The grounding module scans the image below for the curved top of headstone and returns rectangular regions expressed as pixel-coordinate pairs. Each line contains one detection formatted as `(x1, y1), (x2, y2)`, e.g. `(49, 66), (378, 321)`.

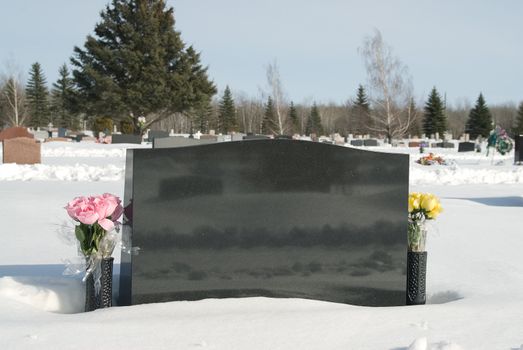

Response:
(0, 127), (34, 141)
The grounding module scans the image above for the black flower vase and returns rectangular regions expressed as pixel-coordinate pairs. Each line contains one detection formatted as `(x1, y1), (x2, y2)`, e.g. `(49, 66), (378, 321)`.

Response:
(406, 251), (427, 305)
(85, 272), (98, 312)
(100, 257), (114, 308)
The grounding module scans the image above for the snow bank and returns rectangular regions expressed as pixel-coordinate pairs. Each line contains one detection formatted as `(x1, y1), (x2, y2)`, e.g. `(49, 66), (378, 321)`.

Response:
(410, 164), (523, 185)
(0, 276), (83, 313)
(0, 163), (123, 181)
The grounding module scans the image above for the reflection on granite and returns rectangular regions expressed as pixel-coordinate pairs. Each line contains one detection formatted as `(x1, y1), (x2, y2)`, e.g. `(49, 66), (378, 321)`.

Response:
(119, 140), (409, 306)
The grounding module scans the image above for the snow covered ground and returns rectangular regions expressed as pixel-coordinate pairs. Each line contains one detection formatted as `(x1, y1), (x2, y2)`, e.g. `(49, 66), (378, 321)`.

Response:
(1, 140), (522, 350)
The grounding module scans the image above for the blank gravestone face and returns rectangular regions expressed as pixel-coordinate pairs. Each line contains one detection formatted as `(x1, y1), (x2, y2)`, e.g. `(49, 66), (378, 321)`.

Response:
(2, 137), (41, 164)
(120, 140), (409, 306)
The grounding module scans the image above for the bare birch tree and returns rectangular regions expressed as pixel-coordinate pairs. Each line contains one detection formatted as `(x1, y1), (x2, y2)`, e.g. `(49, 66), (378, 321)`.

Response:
(359, 29), (414, 142)
(265, 60), (288, 135)
(1, 74), (28, 127)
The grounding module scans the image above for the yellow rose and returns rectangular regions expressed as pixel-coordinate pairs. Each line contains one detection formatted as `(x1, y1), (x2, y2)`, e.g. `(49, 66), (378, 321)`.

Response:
(408, 193), (421, 212)
(427, 202), (443, 219)
(421, 193), (437, 212)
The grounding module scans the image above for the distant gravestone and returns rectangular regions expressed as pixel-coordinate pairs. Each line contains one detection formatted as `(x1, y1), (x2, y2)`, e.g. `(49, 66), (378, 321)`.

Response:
(2, 137), (41, 164)
(58, 128), (67, 138)
(147, 130), (169, 143)
(408, 141), (420, 148)
(458, 142), (475, 152)
(32, 130), (49, 141)
(119, 140), (409, 307)
(112, 134), (142, 144)
(153, 136), (216, 149)
(515, 135), (523, 164)
(363, 139), (378, 147)
(436, 142), (454, 148)
(350, 139), (364, 146)
(199, 134), (219, 141)
(231, 134), (245, 141)
(0, 127), (33, 141)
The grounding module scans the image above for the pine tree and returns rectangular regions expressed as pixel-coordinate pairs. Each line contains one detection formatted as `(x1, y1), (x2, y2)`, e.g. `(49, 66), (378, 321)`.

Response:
(514, 101), (523, 136)
(26, 62), (50, 128)
(406, 98), (421, 137)
(194, 98), (213, 133)
(423, 87), (446, 137)
(352, 84), (371, 135)
(305, 103), (323, 136)
(71, 0), (216, 133)
(288, 101), (298, 134)
(51, 64), (77, 129)
(466, 93), (493, 139)
(262, 96), (277, 135)
(218, 86), (237, 133)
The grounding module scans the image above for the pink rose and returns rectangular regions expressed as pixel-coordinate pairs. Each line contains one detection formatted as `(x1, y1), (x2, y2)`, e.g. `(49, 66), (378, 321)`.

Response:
(75, 201), (100, 225)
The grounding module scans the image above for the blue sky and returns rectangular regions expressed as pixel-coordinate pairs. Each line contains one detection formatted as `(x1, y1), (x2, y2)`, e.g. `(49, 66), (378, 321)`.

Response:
(1, 0), (522, 106)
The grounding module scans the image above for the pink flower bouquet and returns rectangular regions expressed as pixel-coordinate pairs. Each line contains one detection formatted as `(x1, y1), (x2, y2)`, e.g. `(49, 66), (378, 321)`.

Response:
(65, 193), (123, 257)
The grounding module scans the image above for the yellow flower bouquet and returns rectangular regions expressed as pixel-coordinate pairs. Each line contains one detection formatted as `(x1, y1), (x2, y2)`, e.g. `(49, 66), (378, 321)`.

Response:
(408, 192), (442, 251)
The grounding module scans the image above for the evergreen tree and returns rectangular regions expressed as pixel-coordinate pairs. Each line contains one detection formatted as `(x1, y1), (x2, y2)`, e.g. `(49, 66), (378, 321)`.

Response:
(51, 64), (77, 129)
(407, 98), (421, 137)
(352, 84), (371, 135)
(262, 96), (277, 134)
(305, 103), (323, 136)
(466, 93), (493, 139)
(218, 86), (237, 133)
(288, 100), (298, 134)
(514, 101), (523, 135)
(423, 87), (446, 137)
(26, 62), (50, 128)
(71, 0), (216, 133)
(194, 98), (213, 133)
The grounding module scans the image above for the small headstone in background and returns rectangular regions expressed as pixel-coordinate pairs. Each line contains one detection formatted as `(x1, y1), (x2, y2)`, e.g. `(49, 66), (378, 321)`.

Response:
(147, 130), (169, 142)
(2, 137), (41, 164)
(436, 142), (455, 148)
(112, 134), (142, 144)
(31, 130), (49, 141)
(350, 139), (363, 146)
(408, 141), (420, 148)
(458, 141), (475, 152)
(80, 136), (98, 143)
(0, 127), (34, 141)
(58, 128), (67, 138)
(363, 139), (378, 146)
(231, 134), (245, 141)
(200, 134), (218, 141)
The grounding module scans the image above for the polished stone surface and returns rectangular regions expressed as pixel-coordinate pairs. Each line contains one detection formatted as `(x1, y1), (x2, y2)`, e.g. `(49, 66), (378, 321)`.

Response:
(119, 140), (409, 306)
(458, 142), (475, 152)
(516, 135), (523, 163)
(112, 134), (142, 144)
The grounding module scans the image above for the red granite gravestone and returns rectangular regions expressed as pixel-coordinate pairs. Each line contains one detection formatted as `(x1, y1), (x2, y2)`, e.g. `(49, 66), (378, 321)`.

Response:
(0, 127), (34, 141)
(2, 137), (41, 164)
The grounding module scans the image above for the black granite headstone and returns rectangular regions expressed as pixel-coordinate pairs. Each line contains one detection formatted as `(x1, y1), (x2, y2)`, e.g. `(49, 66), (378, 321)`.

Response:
(112, 134), (142, 144)
(119, 140), (409, 307)
(363, 139), (378, 147)
(458, 142), (475, 152)
(436, 142), (455, 148)
(515, 135), (523, 164)
(350, 139), (364, 146)
(147, 130), (169, 143)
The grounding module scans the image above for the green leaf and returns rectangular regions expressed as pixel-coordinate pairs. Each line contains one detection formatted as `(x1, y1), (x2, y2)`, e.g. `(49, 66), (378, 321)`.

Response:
(75, 225), (85, 244)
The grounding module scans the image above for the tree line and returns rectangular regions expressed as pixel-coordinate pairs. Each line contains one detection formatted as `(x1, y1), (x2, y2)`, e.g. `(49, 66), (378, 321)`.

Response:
(1, 0), (523, 139)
